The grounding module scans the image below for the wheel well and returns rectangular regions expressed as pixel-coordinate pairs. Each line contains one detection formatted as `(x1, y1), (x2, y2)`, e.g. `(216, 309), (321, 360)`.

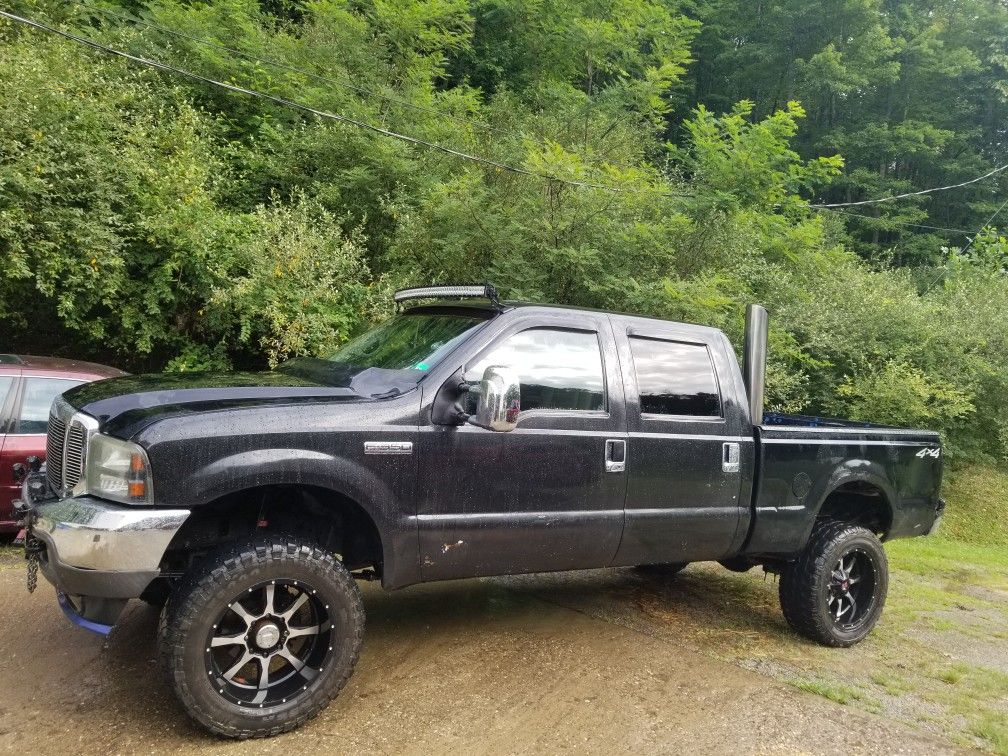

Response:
(815, 481), (892, 538)
(159, 484), (384, 578)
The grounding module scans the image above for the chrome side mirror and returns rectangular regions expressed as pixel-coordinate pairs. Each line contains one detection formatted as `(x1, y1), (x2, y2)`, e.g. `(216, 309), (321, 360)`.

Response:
(469, 365), (520, 432)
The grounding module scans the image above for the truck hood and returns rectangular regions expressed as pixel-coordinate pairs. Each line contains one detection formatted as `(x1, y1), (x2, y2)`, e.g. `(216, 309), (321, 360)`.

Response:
(62, 361), (419, 439)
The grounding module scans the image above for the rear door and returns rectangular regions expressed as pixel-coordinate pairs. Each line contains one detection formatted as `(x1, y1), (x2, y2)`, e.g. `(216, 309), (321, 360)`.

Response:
(610, 317), (746, 565)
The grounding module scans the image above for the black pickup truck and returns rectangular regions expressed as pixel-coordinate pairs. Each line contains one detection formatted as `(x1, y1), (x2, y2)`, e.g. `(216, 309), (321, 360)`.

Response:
(16, 285), (944, 738)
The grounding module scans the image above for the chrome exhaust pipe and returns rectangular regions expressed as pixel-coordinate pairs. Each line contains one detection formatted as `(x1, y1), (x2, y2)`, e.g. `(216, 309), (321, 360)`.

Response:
(743, 304), (768, 424)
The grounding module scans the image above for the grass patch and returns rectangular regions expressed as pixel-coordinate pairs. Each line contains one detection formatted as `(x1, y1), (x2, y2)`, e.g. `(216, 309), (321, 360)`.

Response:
(888, 537), (1008, 582)
(792, 679), (866, 705)
(971, 713), (1008, 756)
(869, 670), (913, 694)
(939, 466), (1008, 548)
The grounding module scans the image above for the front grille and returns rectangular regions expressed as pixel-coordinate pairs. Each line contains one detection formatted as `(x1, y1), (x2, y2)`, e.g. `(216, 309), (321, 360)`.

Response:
(46, 413), (66, 493)
(44, 397), (93, 496)
(65, 422), (87, 488)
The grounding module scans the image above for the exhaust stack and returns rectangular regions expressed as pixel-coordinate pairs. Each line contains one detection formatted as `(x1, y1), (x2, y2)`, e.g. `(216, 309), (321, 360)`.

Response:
(743, 304), (768, 424)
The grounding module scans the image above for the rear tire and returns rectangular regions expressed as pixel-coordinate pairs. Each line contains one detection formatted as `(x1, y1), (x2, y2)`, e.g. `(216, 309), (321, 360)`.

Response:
(159, 539), (364, 738)
(779, 521), (888, 647)
(634, 562), (688, 577)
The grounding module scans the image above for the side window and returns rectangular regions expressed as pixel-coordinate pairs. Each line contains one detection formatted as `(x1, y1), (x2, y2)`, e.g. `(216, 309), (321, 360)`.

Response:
(465, 328), (606, 413)
(629, 337), (721, 417)
(17, 378), (82, 434)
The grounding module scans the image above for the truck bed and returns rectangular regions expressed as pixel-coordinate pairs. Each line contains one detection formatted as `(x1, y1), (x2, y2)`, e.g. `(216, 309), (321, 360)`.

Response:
(741, 417), (943, 558)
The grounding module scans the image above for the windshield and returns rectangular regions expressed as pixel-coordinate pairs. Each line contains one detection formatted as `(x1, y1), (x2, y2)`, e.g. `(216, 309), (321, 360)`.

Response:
(278, 310), (491, 392)
(327, 311), (490, 372)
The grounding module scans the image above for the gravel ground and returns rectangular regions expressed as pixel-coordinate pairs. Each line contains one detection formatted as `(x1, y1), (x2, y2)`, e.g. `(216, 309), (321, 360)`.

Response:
(0, 558), (970, 755)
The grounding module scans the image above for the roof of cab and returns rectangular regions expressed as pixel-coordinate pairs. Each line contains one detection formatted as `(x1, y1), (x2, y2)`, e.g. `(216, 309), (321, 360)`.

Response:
(403, 299), (724, 337)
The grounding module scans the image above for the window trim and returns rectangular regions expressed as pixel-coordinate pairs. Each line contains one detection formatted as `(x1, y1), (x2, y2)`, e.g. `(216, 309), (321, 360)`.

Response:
(628, 335), (724, 421)
(464, 325), (609, 419)
(10, 375), (84, 436)
(0, 373), (18, 434)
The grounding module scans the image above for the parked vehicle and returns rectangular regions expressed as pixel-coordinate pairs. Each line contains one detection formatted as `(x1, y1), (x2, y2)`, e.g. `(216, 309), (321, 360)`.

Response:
(0, 354), (124, 533)
(15, 286), (944, 739)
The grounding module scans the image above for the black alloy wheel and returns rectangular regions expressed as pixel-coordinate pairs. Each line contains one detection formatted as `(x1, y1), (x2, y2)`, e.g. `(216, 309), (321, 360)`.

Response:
(779, 521), (888, 647)
(826, 548), (877, 631)
(160, 540), (364, 738)
(207, 579), (332, 708)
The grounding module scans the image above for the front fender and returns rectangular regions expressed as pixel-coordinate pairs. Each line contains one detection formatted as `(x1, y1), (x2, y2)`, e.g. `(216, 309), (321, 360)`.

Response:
(189, 447), (397, 522)
(183, 447), (416, 585)
(136, 397), (422, 588)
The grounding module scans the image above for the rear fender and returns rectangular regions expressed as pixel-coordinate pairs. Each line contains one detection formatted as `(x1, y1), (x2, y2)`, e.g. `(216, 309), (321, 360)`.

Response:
(803, 458), (896, 540)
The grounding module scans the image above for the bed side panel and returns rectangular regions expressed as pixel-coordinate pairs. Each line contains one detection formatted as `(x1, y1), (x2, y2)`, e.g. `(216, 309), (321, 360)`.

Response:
(744, 427), (942, 556)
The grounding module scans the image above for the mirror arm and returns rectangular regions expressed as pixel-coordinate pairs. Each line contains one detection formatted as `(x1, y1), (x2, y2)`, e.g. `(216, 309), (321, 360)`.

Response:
(451, 377), (478, 425)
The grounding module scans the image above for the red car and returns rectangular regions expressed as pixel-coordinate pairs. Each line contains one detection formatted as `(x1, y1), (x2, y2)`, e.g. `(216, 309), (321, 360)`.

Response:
(0, 354), (125, 532)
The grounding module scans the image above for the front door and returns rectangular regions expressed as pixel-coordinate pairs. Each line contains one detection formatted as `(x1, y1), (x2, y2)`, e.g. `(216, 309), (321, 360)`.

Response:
(610, 320), (746, 565)
(418, 312), (627, 580)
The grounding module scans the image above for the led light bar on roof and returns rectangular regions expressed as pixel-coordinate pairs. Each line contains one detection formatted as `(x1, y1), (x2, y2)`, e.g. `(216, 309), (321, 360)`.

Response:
(393, 284), (500, 306)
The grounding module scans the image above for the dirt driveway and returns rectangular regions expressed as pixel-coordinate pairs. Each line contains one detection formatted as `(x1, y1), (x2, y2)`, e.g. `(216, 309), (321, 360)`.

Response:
(0, 556), (967, 755)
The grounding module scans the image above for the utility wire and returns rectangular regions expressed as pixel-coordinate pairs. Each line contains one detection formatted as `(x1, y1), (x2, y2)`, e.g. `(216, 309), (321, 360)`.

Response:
(82, 2), (655, 178)
(920, 194), (1008, 294)
(79, 1), (515, 139)
(958, 195), (1008, 256)
(812, 205), (974, 236)
(0, 8), (685, 198)
(810, 162), (1008, 208)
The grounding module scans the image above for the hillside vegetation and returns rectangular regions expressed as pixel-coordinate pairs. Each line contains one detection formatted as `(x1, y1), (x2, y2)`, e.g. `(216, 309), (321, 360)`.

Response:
(1, 0), (1007, 466)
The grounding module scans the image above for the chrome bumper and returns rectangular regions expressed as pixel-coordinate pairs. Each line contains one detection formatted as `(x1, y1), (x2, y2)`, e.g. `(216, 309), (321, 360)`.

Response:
(23, 474), (190, 599)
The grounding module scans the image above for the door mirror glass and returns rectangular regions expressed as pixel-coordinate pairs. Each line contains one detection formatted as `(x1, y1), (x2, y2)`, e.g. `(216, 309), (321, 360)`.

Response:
(469, 365), (520, 432)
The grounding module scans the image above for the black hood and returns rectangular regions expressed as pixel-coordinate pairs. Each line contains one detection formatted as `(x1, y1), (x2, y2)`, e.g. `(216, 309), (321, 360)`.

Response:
(63, 361), (420, 439)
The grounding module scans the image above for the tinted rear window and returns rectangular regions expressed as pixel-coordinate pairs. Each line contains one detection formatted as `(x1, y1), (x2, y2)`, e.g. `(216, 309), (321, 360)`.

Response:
(630, 337), (721, 417)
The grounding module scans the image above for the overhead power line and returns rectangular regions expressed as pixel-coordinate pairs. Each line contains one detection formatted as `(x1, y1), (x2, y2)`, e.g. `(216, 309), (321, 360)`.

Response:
(1, 8), (681, 198)
(810, 162), (1008, 209)
(919, 194), (1008, 294)
(959, 195), (1008, 256)
(79, 1), (514, 139)
(81, 2), (656, 178)
(813, 206), (974, 236)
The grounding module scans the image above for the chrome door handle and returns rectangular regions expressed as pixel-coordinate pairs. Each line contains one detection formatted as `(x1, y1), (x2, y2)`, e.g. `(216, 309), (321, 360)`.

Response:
(722, 442), (740, 473)
(605, 439), (626, 473)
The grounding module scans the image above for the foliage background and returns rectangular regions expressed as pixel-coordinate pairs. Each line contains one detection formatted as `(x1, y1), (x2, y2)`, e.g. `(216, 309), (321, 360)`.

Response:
(1, 0), (1007, 464)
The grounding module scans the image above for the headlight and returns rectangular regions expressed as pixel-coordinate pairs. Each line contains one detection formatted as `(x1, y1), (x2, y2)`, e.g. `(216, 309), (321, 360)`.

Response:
(85, 434), (153, 504)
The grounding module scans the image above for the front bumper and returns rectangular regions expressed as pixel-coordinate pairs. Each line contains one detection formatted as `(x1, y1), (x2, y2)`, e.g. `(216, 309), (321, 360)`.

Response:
(19, 471), (189, 621)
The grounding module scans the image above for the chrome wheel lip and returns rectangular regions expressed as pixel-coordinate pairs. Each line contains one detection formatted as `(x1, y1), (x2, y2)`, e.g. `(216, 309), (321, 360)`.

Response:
(826, 547), (876, 631)
(204, 578), (333, 708)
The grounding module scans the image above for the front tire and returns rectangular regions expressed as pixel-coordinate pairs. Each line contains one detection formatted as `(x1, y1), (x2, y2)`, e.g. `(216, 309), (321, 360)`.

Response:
(779, 521), (888, 647)
(160, 539), (364, 738)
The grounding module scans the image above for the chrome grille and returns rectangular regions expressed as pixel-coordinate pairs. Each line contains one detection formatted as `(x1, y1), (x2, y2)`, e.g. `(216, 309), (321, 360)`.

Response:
(65, 422), (87, 488)
(45, 412), (66, 493)
(44, 397), (94, 496)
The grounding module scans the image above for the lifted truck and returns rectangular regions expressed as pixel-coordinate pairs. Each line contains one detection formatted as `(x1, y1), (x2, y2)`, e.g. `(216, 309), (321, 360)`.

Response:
(16, 285), (944, 738)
